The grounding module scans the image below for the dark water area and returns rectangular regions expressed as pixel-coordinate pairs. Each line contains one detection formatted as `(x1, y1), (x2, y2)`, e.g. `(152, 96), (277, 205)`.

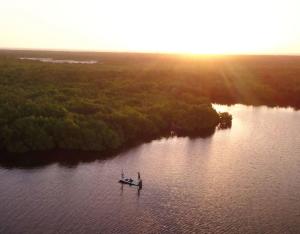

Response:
(0, 128), (216, 169)
(0, 104), (299, 233)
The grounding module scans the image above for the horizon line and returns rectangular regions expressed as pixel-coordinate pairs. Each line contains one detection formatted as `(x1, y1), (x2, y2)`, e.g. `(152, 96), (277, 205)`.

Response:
(1, 47), (300, 57)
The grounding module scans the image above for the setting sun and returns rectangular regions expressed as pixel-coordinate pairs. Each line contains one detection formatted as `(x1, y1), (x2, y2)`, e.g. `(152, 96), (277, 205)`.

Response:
(1, 0), (300, 54)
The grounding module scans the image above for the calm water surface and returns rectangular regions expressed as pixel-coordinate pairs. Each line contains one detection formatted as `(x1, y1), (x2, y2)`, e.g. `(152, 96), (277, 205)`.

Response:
(0, 105), (299, 233)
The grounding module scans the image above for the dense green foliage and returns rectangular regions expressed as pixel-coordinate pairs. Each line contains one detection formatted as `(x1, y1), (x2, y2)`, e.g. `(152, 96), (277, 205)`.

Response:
(0, 51), (221, 153)
(0, 50), (299, 154)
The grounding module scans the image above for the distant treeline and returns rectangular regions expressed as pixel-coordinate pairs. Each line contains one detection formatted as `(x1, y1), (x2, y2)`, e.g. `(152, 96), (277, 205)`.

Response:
(0, 50), (299, 154)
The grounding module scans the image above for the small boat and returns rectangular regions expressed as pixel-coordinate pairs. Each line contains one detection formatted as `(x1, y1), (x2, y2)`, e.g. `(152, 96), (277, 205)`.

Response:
(119, 171), (142, 188)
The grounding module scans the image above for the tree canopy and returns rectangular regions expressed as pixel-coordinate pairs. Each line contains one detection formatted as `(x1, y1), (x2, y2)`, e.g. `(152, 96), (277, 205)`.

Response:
(1, 51), (299, 154)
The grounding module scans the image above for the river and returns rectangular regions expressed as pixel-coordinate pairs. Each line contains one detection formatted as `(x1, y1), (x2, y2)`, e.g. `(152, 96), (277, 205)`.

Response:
(0, 104), (299, 233)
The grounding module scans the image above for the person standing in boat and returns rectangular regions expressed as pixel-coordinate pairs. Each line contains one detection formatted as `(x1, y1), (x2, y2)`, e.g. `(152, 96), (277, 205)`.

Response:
(137, 172), (142, 188)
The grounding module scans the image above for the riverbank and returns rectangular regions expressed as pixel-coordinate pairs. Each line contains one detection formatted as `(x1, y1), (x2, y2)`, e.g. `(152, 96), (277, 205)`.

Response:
(0, 126), (217, 168)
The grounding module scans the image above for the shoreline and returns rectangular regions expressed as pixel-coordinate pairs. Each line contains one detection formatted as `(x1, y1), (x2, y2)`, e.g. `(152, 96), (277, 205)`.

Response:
(2, 102), (300, 169)
(0, 127), (217, 169)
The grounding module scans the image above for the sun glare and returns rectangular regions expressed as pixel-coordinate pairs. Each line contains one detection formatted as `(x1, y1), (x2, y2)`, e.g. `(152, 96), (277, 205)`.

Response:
(117, 0), (281, 54)
(0, 0), (299, 54)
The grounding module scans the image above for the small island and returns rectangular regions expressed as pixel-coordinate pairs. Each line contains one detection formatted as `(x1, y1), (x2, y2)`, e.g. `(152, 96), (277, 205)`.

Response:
(218, 112), (232, 129)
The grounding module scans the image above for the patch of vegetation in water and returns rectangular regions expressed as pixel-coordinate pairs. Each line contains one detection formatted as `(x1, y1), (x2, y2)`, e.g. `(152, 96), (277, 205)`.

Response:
(218, 112), (232, 129)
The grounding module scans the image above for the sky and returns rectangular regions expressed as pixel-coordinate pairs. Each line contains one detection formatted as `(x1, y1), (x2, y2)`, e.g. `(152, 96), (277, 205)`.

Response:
(1, 0), (300, 54)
